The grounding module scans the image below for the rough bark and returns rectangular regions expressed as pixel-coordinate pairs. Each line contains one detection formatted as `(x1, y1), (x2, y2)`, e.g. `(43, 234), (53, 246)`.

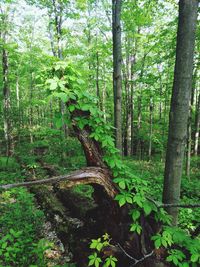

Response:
(112, 0), (122, 153)
(162, 0), (198, 225)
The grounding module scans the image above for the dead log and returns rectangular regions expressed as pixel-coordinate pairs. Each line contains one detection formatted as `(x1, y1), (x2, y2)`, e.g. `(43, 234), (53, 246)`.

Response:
(0, 167), (118, 199)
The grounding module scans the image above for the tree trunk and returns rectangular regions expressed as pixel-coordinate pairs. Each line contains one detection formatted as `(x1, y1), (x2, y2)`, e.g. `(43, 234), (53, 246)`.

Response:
(185, 106), (192, 178)
(162, 0), (198, 225)
(2, 46), (12, 156)
(48, 13), (57, 57)
(112, 0), (122, 153)
(194, 92), (200, 156)
(148, 96), (153, 161)
(96, 51), (101, 109)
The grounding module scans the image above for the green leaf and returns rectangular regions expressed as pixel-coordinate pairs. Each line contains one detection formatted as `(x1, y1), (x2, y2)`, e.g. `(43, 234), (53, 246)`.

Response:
(126, 196), (133, 204)
(191, 254), (199, 263)
(182, 262), (189, 267)
(161, 239), (168, 248)
(143, 202), (152, 216)
(88, 259), (95, 266)
(69, 105), (75, 112)
(130, 223), (142, 234)
(119, 197), (126, 207)
(172, 257), (179, 265)
(133, 194), (143, 208)
(2, 242), (8, 249)
(96, 243), (103, 251)
(155, 239), (161, 249)
(94, 257), (102, 267)
(119, 181), (126, 189)
(131, 210), (140, 221)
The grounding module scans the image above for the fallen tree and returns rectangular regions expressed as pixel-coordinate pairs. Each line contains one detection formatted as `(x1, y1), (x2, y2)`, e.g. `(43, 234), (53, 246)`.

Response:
(1, 62), (200, 267)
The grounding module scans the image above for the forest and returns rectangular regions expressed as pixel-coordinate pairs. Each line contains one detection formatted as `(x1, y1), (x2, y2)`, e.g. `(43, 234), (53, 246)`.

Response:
(0, 0), (199, 266)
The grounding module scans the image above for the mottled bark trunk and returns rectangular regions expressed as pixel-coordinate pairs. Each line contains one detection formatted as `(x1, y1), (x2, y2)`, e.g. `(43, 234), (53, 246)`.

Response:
(112, 0), (122, 153)
(162, 0), (198, 225)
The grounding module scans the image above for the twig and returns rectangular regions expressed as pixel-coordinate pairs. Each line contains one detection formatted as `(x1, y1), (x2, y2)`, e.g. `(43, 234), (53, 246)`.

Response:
(130, 250), (154, 266)
(117, 243), (135, 260)
(117, 243), (154, 266)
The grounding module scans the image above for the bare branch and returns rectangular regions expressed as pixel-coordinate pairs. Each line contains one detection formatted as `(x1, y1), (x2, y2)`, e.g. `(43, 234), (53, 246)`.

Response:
(0, 167), (118, 198)
(117, 243), (154, 266)
(146, 196), (200, 209)
(1, 173), (199, 209)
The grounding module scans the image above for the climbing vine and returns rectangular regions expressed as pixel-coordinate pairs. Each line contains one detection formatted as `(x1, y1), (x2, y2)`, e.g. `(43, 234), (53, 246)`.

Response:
(43, 61), (200, 266)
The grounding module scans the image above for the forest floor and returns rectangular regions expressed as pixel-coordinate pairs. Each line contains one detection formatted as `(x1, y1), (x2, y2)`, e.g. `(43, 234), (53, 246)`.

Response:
(0, 138), (199, 266)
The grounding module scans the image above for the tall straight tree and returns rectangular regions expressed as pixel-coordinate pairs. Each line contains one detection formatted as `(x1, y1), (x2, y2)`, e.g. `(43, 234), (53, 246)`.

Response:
(162, 0), (198, 225)
(0, 5), (12, 156)
(112, 0), (122, 153)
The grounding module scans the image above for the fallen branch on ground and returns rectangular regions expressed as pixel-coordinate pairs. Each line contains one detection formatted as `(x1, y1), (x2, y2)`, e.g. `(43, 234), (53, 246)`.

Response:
(0, 173), (199, 208)
(0, 167), (118, 198)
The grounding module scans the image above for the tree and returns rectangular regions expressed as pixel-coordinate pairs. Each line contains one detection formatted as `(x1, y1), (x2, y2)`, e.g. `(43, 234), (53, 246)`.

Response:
(0, 3), (12, 156)
(162, 0), (198, 225)
(112, 0), (122, 153)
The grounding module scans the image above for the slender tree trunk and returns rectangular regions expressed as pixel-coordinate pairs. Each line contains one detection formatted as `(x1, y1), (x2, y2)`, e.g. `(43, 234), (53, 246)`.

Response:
(52, 0), (63, 59)
(130, 82), (134, 156)
(16, 75), (20, 109)
(29, 72), (34, 144)
(162, 0), (198, 225)
(2, 47), (12, 156)
(136, 87), (142, 159)
(48, 13), (57, 57)
(96, 51), (102, 110)
(185, 69), (196, 177)
(194, 92), (200, 155)
(112, 0), (122, 153)
(186, 105), (192, 178)
(148, 96), (153, 161)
